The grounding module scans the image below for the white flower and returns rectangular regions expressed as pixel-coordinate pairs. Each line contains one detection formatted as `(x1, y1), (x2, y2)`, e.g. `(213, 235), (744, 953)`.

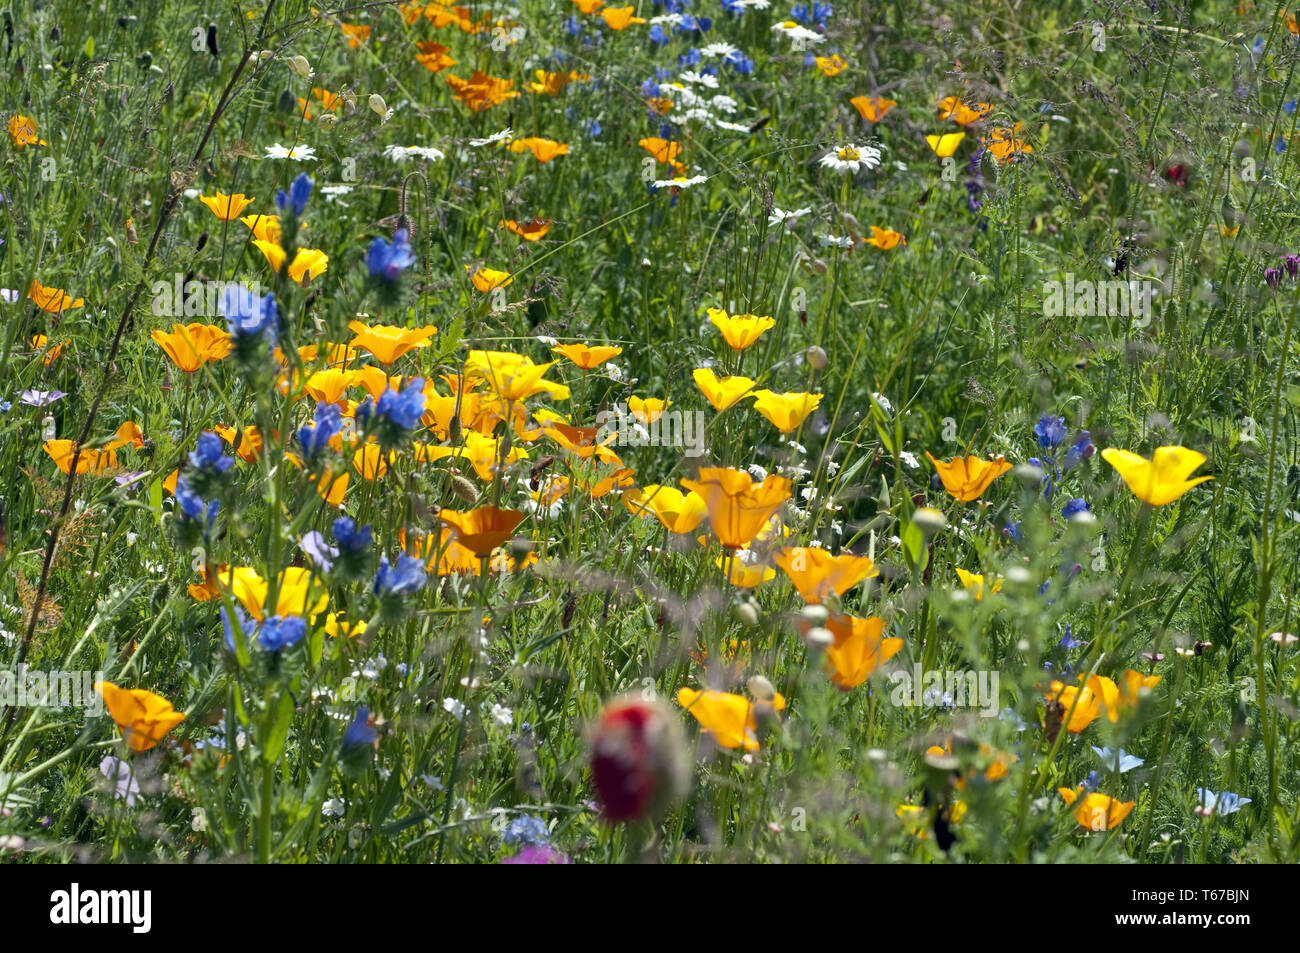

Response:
(536, 335), (558, 346)
(772, 21), (825, 45)
(769, 206), (812, 227)
(443, 697), (467, 721)
(322, 798), (346, 817)
(488, 703), (513, 728)
(713, 119), (752, 132)
(264, 143), (317, 161)
(701, 42), (739, 57)
(100, 756), (140, 806)
(819, 143), (881, 174)
(650, 13), (685, 26)
(182, 188), (200, 200)
(469, 127), (512, 147)
(747, 463), (769, 481)
(787, 440), (807, 455)
(871, 392), (893, 413)
(321, 184), (353, 205)
(819, 234), (854, 248)
(679, 70), (720, 88)
(652, 174), (709, 189)
(709, 94), (739, 114)
(900, 451), (920, 469)
(384, 144), (445, 163)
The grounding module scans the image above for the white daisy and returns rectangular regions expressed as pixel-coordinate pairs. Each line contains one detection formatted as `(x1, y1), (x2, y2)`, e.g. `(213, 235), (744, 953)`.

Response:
(772, 21), (825, 45)
(769, 206), (812, 227)
(700, 42), (739, 57)
(264, 142), (317, 161)
(679, 70), (720, 88)
(819, 143), (881, 173)
(384, 144), (446, 163)
(714, 119), (752, 132)
(652, 174), (709, 189)
(469, 127), (512, 147)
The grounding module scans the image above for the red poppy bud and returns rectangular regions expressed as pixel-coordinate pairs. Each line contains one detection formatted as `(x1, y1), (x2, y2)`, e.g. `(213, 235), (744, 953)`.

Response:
(589, 695), (688, 823)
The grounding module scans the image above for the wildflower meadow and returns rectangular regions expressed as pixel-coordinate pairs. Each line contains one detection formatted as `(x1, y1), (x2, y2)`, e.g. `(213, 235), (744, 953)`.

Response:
(0, 0), (1297, 887)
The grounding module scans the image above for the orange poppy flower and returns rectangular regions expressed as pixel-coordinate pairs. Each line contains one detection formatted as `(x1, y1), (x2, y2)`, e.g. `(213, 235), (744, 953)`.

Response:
(676, 686), (785, 751)
(95, 681), (187, 752)
(151, 323), (232, 372)
(926, 452), (1012, 502)
(499, 218), (552, 241)
(415, 40), (458, 73)
(773, 547), (878, 603)
(508, 137), (570, 162)
(850, 96), (897, 122)
(679, 467), (792, 549)
(347, 321), (438, 364)
(601, 6), (646, 28)
(198, 192), (255, 221)
(439, 505), (526, 556)
(552, 343), (622, 369)
(822, 615), (903, 689)
(28, 279), (84, 313)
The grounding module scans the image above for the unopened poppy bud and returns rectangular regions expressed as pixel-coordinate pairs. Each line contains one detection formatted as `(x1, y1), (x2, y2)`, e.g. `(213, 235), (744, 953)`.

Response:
(1015, 462), (1045, 488)
(588, 694), (688, 824)
(805, 345), (828, 369)
(804, 625), (834, 648)
(448, 472), (478, 504)
(255, 50), (275, 63)
(316, 112), (340, 129)
(912, 506), (947, 536)
(800, 603), (829, 627)
(735, 600), (759, 627)
(287, 55), (312, 79)
(809, 257), (828, 275)
(368, 93), (388, 116)
(747, 675), (775, 701)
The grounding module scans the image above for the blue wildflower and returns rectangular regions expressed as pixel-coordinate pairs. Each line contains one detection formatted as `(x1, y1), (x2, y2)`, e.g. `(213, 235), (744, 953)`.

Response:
(1058, 625), (1085, 649)
(1195, 788), (1251, 816)
(297, 401), (343, 460)
(1062, 431), (1095, 470)
(373, 552), (427, 597)
(1034, 413), (1069, 449)
(276, 172), (313, 216)
(502, 814), (551, 846)
(259, 614), (307, 652)
(1061, 497), (1091, 519)
(357, 377), (426, 433)
(189, 431), (234, 474)
(300, 530), (338, 572)
(343, 706), (378, 750)
(1091, 746), (1144, 773)
(220, 604), (254, 653)
(333, 516), (373, 552)
(221, 284), (278, 340)
(366, 228), (416, 281)
(175, 477), (218, 527)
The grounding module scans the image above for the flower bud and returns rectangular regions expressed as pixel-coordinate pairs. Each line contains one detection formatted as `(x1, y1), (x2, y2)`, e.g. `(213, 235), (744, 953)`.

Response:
(734, 600), (759, 627)
(287, 55), (312, 79)
(747, 675), (776, 701)
(368, 93), (388, 116)
(805, 345), (828, 369)
(588, 695), (688, 824)
(803, 626), (834, 648)
(911, 506), (947, 536)
(799, 603), (829, 627)
(1014, 462), (1045, 488)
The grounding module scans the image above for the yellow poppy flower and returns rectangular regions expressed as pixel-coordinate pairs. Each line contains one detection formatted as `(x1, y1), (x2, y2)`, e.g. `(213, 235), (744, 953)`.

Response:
(676, 686), (786, 751)
(1100, 446), (1212, 506)
(822, 615), (903, 689)
(850, 96), (897, 122)
(936, 95), (992, 126)
(600, 6), (646, 29)
(508, 137), (570, 162)
(28, 279), (84, 313)
(1058, 787), (1135, 831)
(499, 218), (551, 240)
(865, 226), (905, 249)
(225, 566), (328, 621)
(624, 485), (709, 533)
(627, 396), (670, 423)
(347, 321), (438, 364)
(468, 265), (513, 292)
(151, 323), (232, 372)
(955, 567), (1002, 600)
(925, 131), (966, 158)
(7, 113), (47, 146)
(552, 342), (622, 369)
(706, 308), (775, 351)
(750, 390), (823, 433)
(692, 367), (756, 411)
(438, 505), (526, 556)
(199, 192), (255, 221)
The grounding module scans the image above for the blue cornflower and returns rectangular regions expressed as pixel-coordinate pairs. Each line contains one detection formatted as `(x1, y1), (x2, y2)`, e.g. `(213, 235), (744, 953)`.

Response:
(502, 814), (550, 846)
(1034, 413), (1068, 449)
(276, 172), (314, 216)
(297, 401), (343, 460)
(583, 118), (602, 137)
(221, 284), (278, 340)
(1286, 100), (1298, 114)
(343, 706), (378, 750)
(564, 15), (583, 34)
(1091, 746), (1144, 773)
(1062, 497), (1091, 519)
(1003, 520), (1022, 542)
(358, 377), (426, 432)
(259, 614), (307, 652)
(373, 553), (427, 597)
(678, 47), (702, 67)
(1079, 770), (1102, 792)
(648, 24), (669, 44)
(189, 431), (234, 474)
(333, 516), (373, 552)
(1195, 788), (1251, 816)
(366, 228), (416, 281)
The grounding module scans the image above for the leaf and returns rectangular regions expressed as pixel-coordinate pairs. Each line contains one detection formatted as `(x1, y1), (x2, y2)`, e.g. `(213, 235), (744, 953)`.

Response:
(261, 691), (294, 765)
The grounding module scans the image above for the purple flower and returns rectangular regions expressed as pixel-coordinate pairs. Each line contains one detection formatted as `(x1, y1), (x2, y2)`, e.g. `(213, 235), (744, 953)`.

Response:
(333, 516), (373, 552)
(1059, 625), (1085, 649)
(499, 845), (571, 864)
(1034, 413), (1068, 449)
(189, 431), (234, 474)
(297, 401), (343, 460)
(1062, 431), (1095, 470)
(19, 389), (66, 407)
(1265, 266), (1283, 289)
(1286, 254), (1300, 280)
(300, 530), (338, 572)
(1061, 497), (1091, 519)
(175, 477), (218, 528)
(221, 284), (279, 340)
